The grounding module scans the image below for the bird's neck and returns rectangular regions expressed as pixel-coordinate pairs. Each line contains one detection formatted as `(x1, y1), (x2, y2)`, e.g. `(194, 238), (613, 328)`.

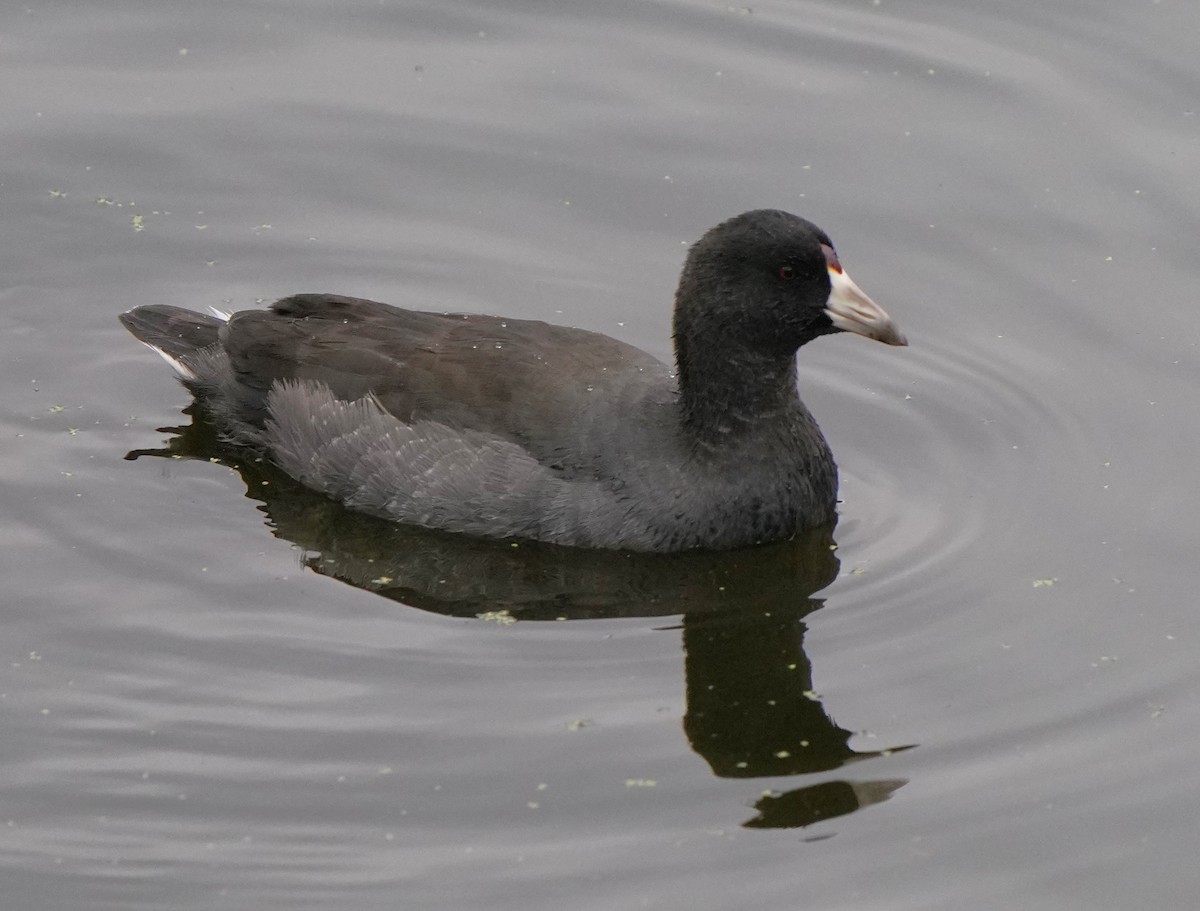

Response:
(674, 339), (804, 445)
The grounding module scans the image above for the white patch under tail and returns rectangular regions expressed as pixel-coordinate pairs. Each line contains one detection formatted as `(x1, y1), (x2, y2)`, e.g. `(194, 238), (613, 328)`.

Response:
(139, 340), (197, 380)
(208, 306), (233, 321)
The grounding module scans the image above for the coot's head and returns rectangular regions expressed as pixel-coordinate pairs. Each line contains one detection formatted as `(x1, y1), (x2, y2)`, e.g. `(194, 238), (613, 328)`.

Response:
(673, 209), (906, 360)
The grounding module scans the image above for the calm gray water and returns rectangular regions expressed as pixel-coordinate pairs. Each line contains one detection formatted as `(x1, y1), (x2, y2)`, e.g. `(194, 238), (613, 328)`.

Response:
(4, 1), (1200, 909)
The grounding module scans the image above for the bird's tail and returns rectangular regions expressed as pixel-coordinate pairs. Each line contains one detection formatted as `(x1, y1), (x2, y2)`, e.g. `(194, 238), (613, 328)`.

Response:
(119, 305), (226, 379)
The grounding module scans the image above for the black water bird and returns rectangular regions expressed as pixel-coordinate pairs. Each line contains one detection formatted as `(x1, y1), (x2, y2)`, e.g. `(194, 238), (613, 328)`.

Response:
(120, 209), (905, 551)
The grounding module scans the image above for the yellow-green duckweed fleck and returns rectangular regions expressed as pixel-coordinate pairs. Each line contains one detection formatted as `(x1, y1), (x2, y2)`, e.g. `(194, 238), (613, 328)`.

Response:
(477, 609), (516, 625)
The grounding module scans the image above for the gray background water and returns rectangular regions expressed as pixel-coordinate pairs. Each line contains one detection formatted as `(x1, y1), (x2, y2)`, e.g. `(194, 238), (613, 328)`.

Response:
(4, 1), (1199, 908)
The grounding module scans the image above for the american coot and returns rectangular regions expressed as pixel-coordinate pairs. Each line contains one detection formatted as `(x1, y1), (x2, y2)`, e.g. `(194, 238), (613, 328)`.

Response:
(121, 209), (905, 552)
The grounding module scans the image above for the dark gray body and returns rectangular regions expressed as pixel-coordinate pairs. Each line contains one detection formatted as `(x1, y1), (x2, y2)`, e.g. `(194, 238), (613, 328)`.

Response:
(119, 210), (907, 552)
(122, 293), (836, 551)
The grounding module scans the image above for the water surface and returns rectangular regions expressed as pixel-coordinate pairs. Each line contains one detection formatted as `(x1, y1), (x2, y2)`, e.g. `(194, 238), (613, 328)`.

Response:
(4, 2), (1200, 909)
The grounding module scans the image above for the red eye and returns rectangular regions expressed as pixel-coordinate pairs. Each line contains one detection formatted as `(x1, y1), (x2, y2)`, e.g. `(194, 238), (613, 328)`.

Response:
(779, 265), (796, 281)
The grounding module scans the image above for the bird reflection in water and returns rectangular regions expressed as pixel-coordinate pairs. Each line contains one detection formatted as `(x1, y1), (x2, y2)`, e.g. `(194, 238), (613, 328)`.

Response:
(127, 406), (913, 830)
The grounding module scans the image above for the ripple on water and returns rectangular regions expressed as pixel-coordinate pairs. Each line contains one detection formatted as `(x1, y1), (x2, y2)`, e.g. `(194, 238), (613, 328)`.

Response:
(814, 325), (1101, 613)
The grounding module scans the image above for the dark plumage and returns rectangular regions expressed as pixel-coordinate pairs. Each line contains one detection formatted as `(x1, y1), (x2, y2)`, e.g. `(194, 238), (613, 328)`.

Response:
(120, 209), (905, 552)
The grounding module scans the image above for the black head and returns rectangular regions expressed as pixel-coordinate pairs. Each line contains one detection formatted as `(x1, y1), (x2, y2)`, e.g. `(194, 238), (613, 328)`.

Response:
(673, 209), (905, 360)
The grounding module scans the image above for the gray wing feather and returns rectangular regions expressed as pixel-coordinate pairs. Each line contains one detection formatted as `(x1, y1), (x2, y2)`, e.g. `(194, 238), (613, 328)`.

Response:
(265, 380), (656, 548)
